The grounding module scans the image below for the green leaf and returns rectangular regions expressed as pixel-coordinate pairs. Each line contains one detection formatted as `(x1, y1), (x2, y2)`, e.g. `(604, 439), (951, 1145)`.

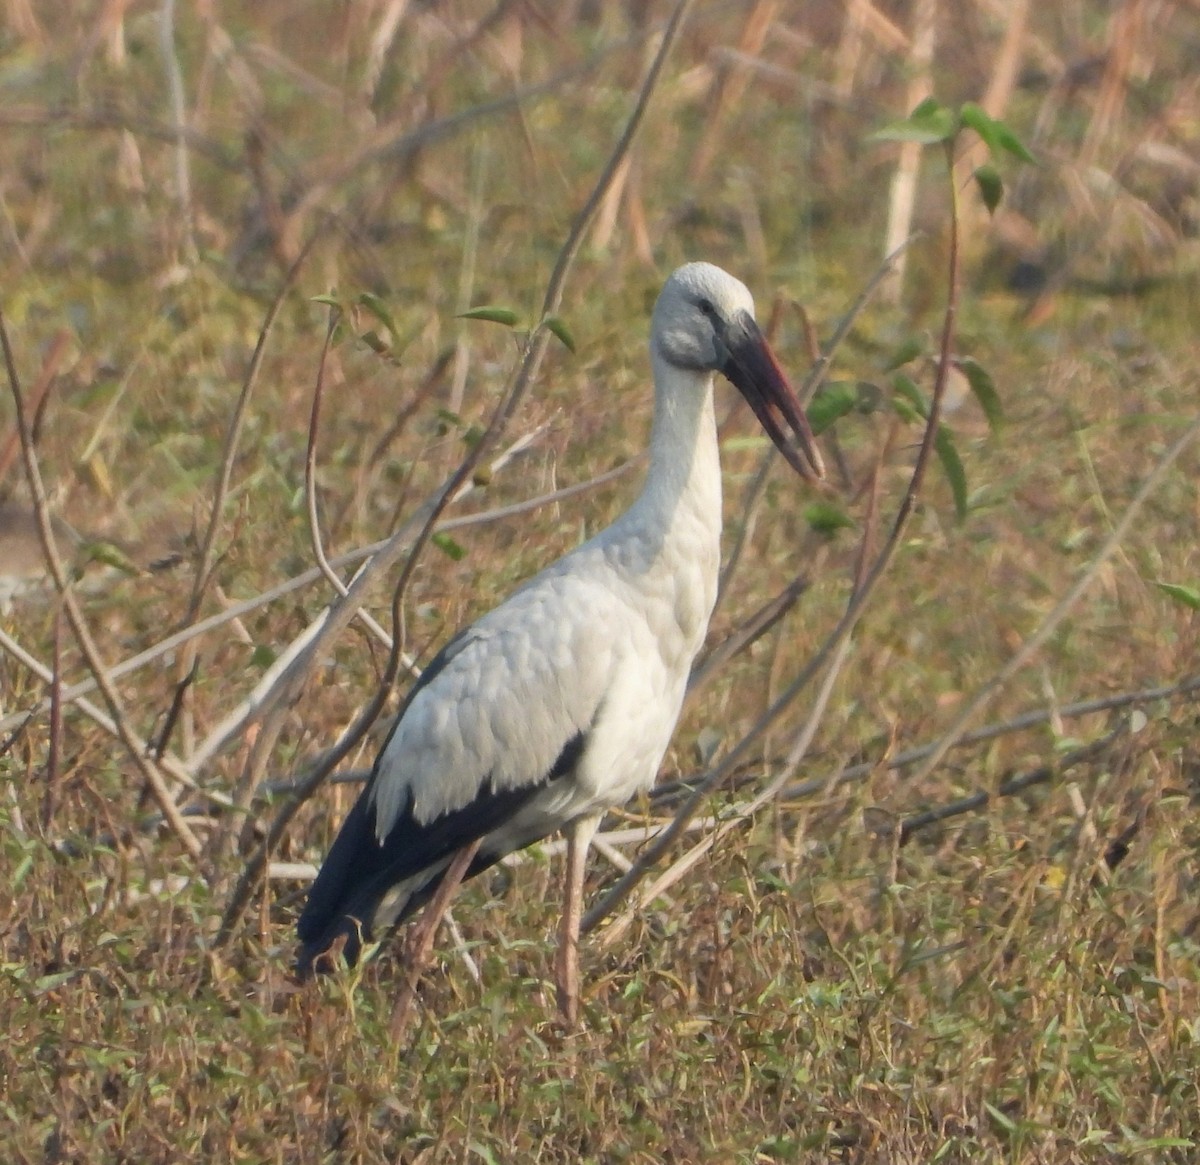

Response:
(250, 645), (277, 670)
(459, 306), (521, 327)
(310, 293), (342, 309)
(12, 853), (32, 891)
(935, 427), (969, 520)
(854, 381), (885, 414)
(432, 532), (466, 561)
(35, 971), (78, 994)
(883, 336), (927, 371)
(992, 121), (1037, 164)
(356, 292), (398, 339)
(804, 500), (856, 537)
(957, 357), (1003, 431)
(544, 315), (576, 353)
(892, 373), (928, 418)
(1122, 1138), (1194, 1151)
(973, 163), (1004, 215)
(360, 329), (390, 355)
(984, 1101), (1018, 1134)
(959, 102), (1002, 155)
(807, 382), (860, 434)
(870, 98), (957, 145)
(960, 102), (1036, 164)
(81, 540), (139, 575)
(1156, 581), (1200, 610)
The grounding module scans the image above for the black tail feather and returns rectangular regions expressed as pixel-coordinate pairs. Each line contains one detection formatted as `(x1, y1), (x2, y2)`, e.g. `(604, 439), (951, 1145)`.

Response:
(295, 779), (547, 978)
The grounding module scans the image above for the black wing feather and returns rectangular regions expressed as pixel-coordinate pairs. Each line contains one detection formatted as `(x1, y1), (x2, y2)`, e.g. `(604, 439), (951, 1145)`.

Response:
(296, 727), (588, 976)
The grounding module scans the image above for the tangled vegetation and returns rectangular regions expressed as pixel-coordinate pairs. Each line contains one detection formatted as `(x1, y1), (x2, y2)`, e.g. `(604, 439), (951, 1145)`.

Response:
(1, 2), (1198, 1161)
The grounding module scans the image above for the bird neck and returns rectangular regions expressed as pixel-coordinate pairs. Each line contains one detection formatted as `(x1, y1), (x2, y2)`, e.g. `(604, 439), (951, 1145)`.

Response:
(628, 353), (723, 550)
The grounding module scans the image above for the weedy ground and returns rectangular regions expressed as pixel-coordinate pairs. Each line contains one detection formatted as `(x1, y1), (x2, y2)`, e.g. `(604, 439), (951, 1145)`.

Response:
(1, 3), (1199, 1163)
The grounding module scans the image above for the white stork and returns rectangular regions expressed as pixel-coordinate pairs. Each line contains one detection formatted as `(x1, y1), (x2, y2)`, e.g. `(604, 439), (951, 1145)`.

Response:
(296, 262), (824, 1021)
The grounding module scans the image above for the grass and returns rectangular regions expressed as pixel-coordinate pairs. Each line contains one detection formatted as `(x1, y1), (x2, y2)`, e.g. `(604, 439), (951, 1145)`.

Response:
(2, 2), (1200, 1161)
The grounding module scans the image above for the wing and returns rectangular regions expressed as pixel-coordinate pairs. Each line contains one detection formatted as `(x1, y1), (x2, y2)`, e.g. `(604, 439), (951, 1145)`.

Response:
(296, 568), (624, 973)
(370, 574), (620, 835)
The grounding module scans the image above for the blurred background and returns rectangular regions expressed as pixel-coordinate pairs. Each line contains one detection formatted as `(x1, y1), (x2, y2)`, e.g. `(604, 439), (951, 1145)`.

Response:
(1, 2), (1199, 1161)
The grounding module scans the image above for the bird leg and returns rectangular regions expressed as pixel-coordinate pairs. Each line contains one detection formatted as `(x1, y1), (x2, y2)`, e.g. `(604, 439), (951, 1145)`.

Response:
(555, 813), (601, 1025)
(390, 837), (482, 1041)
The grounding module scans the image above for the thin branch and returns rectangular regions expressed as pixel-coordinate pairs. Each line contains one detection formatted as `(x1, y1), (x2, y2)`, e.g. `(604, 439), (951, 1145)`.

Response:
(775, 671), (1200, 804)
(687, 576), (808, 700)
(0, 103), (242, 171)
(898, 725), (1126, 844)
(0, 626), (225, 805)
(304, 307), (393, 651)
(717, 237), (910, 604)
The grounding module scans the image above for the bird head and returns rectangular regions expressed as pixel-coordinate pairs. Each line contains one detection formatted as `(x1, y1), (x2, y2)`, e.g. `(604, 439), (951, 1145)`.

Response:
(651, 262), (825, 483)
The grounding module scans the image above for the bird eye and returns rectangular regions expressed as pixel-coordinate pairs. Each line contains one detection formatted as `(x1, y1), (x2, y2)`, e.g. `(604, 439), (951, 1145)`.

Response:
(697, 297), (715, 317)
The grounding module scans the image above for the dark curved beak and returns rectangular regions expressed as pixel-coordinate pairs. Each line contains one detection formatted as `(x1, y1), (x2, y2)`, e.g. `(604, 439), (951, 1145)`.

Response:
(722, 312), (825, 483)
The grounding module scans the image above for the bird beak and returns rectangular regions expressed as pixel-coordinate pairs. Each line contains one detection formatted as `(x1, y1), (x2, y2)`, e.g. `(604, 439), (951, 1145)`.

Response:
(723, 312), (825, 483)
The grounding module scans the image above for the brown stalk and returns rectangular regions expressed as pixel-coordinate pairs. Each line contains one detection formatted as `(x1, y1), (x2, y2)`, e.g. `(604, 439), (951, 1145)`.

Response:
(1079, 0), (1146, 168)
(686, 0), (779, 188)
(0, 328), (69, 488)
(150, 659), (196, 761)
(41, 607), (63, 831)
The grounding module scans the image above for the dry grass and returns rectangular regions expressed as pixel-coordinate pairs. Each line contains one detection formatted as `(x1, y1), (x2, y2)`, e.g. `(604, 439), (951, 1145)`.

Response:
(2, 2), (1200, 1161)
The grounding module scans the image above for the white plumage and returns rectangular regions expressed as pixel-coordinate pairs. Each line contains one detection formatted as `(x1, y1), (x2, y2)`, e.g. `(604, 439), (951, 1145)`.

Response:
(297, 262), (823, 1020)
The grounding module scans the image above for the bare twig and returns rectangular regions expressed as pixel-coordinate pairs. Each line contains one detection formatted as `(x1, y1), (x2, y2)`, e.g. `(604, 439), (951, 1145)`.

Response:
(717, 238), (911, 603)
(0, 626), (225, 807)
(41, 609), (63, 831)
(0, 102), (241, 171)
(776, 671), (1200, 804)
(898, 725), (1126, 844)
(687, 576), (808, 700)
(0, 329), (69, 489)
(304, 307), (393, 651)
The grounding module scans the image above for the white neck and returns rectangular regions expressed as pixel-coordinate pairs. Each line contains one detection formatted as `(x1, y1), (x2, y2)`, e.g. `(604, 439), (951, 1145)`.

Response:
(620, 351), (723, 558)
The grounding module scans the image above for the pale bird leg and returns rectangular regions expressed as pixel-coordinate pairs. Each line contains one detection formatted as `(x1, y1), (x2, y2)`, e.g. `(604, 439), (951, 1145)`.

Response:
(390, 837), (482, 1041)
(555, 812), (601, 1025)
